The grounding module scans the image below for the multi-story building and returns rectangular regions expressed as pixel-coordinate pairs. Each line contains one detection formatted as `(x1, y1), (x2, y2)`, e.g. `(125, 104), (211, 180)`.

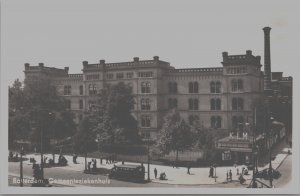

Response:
(24, 49), (291, 140)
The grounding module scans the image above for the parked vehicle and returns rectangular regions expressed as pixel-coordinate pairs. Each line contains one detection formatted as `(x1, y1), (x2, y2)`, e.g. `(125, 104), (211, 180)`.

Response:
(109, 164), (145, 182)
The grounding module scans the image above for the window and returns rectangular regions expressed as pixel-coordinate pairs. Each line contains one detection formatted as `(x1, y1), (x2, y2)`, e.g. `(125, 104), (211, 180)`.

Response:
(64, 85), (71, 95)
(79, 99), (83, 109)
(126, 72), (134, 78)
(211, 116), (222, 128)
(210, 81), (221, 93)
(188, 82), (198, 93)
(86, 74), (100, 80)
(210, 98), (221, 110)
(232, 98), (244, 110)
(89, 84), (97, 95)
(141, 131), (150, 139)
(168, 98), (178, 109)
(106, 73), (114, 79)
(141, 98), (151, 110)
(88, 100), (96, 110)
(188, 98), (199, 110)
(232, 116), (244, 130)
(141, 82), (151, 93)
(65, 99), (71, 109)
(79, 85), (83, 95)
(188, 115), (199, 126)
(138, 71), (153, 78)
(231, 79), (243, 92)
(116, 73), (124, 79)
(168, 82), (178, 93)
(141, 115), (151, 127)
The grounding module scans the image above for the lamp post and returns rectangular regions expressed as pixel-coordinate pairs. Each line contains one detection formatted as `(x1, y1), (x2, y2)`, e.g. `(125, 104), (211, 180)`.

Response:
(268, 116), (274, 187)
(20, 146), (24, 187)
(147, 137), (150, 181)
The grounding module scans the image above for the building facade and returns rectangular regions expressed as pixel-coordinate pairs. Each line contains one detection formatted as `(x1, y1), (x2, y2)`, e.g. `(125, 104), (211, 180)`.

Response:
(23, 50), (291, 140)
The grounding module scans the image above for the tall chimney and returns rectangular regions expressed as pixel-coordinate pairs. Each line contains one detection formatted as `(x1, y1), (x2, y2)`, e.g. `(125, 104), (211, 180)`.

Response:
(263, 27), (272, 91)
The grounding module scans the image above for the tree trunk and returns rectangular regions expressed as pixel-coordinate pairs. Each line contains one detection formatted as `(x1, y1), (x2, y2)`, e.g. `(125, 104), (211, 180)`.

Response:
(176, 150), (179, 165)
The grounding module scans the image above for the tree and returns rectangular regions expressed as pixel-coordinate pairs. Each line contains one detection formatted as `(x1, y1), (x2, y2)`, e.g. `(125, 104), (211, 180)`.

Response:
(155, 109), (193, 163)
(8, 76), (75, 150)
(73, 117), (97, 170)
(91, 82), (139, 145)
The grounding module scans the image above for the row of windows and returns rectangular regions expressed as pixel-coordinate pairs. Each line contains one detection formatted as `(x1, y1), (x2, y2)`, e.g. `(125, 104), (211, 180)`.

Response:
(226, 67), (247, 75)
(86, 74), (100, 80)
(66, 97), (244, 111)
(168, 98), (243, 111)
(168, 80), (241, 94)
(105, 71), (153, 80)
(64, 85), (84, 95)
(64, 79), (244, 96)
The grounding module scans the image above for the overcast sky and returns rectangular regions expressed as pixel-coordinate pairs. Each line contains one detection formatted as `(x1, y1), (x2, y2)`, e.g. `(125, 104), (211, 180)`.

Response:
(1, 0), (299, 85)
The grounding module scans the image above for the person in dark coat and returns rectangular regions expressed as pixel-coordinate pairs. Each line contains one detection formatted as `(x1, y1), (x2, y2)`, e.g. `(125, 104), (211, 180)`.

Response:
(229, 169), (232, 181)
(154, 168), (158, 179)
(209, 166), (214, 177)
(187, 164), (191, 174)
(88, 161), (91, 172)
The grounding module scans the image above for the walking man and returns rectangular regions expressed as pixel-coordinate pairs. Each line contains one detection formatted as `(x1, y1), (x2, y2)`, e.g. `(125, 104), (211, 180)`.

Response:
(187, 164), (191, 175)
(229, 169), (232, 181)
(154, 168), (158, 179)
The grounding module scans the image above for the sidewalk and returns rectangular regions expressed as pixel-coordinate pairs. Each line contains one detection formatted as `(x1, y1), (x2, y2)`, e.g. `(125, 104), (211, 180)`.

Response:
(21, 147), (291, 186)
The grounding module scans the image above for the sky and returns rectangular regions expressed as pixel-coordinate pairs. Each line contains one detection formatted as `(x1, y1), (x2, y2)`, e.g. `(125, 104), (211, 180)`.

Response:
(1, 0), (300, 85)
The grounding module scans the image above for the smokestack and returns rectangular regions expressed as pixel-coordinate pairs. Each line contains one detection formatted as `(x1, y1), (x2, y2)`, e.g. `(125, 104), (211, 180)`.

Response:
(263, 27), (272, 91)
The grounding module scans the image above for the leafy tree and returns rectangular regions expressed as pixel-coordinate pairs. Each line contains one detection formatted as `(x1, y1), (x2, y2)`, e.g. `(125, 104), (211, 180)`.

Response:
(73, 117), (97, 170)
(91, 82), (139, 145)
(8, 76), (76, 150)
(155, 109), (193, 162)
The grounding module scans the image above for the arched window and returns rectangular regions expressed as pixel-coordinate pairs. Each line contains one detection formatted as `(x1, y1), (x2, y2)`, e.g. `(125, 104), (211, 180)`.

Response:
(168, 82), (178, 93)
(79, 85), (83, 95)
(231, 79), (238, 92)
(141, 115), (151, 127)
(188, 98), (198, 110)
(216, 81), (221, 93)
(79, 99), (83, 109)
(232, 98), (244, 110)
(210, 81), (221, 93)
(141, 82), (151, 93)
(232, 79), (243, 92)
(193, 82), (198, 93)
(210, 99), (215, 110)
(64, 85), (71, 95)
(238, 79), (243, 91)
(189, 82), (198, 93)
(211, 98), (221, 110)
(89, 84), (97, 95)
(141, 98), (151, 110)
(211, 116), (222, 128)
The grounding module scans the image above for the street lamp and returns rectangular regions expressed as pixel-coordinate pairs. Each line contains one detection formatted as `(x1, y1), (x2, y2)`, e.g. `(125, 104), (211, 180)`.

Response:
(268, 116), (275, 187)
(147, 137), (150, 181)
(20, 146), (24, 187)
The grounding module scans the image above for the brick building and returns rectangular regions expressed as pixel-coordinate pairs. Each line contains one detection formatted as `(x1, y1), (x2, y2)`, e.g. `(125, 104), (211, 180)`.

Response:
(24, 49), (292, 141)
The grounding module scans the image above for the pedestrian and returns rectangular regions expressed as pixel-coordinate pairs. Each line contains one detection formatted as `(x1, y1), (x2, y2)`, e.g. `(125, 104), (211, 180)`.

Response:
(242, 167), (245, 175)
(187, 164), (191, 175)
(209, 166), (213, 177)
(100, 157), (103, 165)
(154, 168), (158, 179)
(229, 169), (232, 181)
(106, 157), (109, 164)
(237, 168), (239, 175)
(122, 160), (125, 165)
(88, 161), (91, 172)
(226, 171), (228, 182)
